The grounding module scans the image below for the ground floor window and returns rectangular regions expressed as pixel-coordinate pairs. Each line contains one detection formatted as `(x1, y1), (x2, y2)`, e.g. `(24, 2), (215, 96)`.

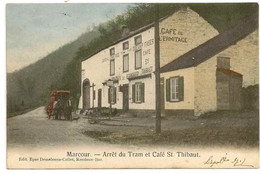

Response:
(108, 86), (116, 104)
(170, 77), (179, 101)
(166, 76), (184, 102)
(132, 82), (145, 103)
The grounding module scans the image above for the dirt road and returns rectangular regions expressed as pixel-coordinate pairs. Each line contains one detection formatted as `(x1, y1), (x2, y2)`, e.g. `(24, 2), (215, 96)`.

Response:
(7, 107), (109, 150)
(6, 107), (259, 169)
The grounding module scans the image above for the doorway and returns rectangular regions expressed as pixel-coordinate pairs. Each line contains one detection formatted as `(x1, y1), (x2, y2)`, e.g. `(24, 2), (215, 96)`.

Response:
(122, 84), (129, 111)
(82, 79), (90, 110)
(98, 89), (102, 108)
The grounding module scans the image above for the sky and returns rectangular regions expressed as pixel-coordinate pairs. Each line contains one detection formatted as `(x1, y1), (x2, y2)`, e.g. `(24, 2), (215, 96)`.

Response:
(6, 3), (133, 72)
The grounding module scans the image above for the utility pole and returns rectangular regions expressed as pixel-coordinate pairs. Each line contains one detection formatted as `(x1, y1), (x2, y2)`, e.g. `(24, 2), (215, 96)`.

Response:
(154, 4), (161, 134)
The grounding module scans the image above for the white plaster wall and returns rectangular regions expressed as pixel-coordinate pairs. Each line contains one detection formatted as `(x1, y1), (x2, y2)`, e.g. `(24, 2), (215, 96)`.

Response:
(216, 29), (259, 87)
(194, 57), (217, 116)
(161, 67), (195, 110)
(128, 75), (156, 110)
(79, 27), (155, 110)
(159, 7), (219, 67)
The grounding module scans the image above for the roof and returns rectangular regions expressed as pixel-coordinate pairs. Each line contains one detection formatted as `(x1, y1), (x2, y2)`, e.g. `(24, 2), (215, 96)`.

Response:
(160, 13), (258, 73)
(81, 24), (154, 62)
(217, 68), (243, 77)
(81, 10), (176, 62)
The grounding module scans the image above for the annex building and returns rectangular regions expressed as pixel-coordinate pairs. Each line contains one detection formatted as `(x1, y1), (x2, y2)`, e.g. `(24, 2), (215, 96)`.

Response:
(78, 7), (258, 117)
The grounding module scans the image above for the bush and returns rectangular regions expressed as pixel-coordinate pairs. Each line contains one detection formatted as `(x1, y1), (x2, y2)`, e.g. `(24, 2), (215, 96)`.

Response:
(242, 84), (259, 110)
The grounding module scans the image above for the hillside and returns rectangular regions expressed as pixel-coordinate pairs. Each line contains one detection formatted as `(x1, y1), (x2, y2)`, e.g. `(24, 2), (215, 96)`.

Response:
(7, 3), (258, 117)
(7, 28), (100, 116)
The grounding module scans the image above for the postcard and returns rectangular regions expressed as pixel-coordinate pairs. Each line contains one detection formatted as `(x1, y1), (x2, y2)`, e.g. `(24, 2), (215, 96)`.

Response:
(6, 2), (259, 169)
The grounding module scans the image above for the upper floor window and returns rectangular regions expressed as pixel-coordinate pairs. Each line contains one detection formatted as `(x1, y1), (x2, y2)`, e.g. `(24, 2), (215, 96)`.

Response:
(123, 54), (129, 72)
(110, 59), (115, 76)
(110, 47), (115, 56)
(123, 41), (129, 50)
(135, 49), (142, 69)
(135, 35), (142, 45)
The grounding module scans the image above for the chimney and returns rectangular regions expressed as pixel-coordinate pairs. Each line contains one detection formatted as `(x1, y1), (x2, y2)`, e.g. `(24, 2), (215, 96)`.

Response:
(121, 25), (130, 38)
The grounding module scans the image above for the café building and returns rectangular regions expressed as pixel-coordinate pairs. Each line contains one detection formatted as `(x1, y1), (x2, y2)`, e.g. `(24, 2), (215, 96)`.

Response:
(78, 7), (258, 117)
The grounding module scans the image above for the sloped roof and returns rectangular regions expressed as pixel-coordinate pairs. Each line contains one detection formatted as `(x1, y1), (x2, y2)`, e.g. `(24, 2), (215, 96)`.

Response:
(160, 13), (258, 73)
(217, 68), (243, 77)
(81, 10), (178, 62)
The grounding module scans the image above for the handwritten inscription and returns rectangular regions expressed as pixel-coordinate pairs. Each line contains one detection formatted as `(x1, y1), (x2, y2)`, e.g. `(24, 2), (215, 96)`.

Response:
(204, 154), (254, 168)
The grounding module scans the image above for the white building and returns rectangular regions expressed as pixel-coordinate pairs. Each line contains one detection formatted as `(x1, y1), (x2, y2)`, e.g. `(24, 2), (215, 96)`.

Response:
(78, 8), (258, 117)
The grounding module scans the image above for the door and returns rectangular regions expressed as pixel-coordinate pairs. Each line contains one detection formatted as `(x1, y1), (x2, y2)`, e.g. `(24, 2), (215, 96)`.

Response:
(83, 79), (90, 110)
(122, 84), (129, 111)
(160, 77), (166, 116)
(98, 89), (102, 108)
(217, 81), (230, 110)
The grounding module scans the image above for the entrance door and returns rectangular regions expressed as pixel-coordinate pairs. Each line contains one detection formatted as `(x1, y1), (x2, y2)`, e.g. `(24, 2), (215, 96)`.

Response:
(122, 84), (129, 111)
(160, 77), (166, 116)
(83, 79), (90, 110)
(98, 89), (102, 108)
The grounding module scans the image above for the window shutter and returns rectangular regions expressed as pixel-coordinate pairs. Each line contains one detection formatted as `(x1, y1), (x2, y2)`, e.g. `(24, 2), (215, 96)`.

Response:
(108, 87), (110, 104)
(141, 83), (145, 103)
(114, 87), (117, 104)
(132, 84), (135, 103)
(179, 76), (184, 101)
(166, 78), (170, 101)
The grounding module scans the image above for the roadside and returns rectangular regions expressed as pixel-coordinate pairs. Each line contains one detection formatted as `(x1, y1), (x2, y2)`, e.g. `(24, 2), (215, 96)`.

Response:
(7, 106), (259, 149)
(80, 110), (259, 148)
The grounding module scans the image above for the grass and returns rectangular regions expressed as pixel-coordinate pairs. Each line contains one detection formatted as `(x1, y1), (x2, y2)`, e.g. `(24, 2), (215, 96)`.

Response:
(83, 110), (259, 148)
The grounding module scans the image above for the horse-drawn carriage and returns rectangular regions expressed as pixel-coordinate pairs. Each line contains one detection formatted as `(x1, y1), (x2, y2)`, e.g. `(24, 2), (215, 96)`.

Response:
(46, 90), (72, 120)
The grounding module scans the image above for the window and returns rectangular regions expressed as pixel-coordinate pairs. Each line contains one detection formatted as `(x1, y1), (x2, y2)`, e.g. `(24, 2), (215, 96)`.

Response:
(135, 50), (142, 69)
(108, 87), (116, 104)
(110, 59), (115, 76)
(123, 54), (129, 72)
(170, 78), (179, 101)
(135, 83), (142, 102)
(166, 77), (184, 102)
(135, 35), (142, 45)
(132, 82), (145, 103)
(123, 41), (129, 50)
(110, 47), (115, 56)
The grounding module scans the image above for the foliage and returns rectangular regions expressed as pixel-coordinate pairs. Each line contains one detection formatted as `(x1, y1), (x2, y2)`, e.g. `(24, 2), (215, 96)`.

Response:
(242, 85), (259, 110)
